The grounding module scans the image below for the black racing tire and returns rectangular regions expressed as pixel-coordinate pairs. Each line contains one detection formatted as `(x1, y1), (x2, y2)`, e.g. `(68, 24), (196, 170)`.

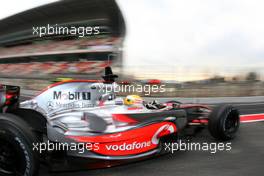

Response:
(0, 114), (40, 176)
(208, 104), (240, 141)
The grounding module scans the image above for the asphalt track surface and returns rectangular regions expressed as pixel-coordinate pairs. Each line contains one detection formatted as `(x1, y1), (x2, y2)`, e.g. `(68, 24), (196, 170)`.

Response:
(19, 95), (264, 176)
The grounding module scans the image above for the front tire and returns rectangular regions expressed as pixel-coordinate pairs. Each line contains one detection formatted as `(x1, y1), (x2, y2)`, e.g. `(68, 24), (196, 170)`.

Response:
(0, 114), (39, 176)
(208, 104), (240, 140)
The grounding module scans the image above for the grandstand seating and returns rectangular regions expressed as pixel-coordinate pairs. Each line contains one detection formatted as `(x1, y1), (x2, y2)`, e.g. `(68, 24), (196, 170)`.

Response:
(0, 37), (120, 58)
(0, 61), (109, 76)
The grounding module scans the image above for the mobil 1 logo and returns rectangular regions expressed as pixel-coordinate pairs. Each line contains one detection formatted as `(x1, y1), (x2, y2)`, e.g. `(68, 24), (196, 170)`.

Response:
(53, 91), (91, 100)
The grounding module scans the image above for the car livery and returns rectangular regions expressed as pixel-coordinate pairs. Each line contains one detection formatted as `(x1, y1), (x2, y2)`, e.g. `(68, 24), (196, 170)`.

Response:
(0, 67), (264, 176)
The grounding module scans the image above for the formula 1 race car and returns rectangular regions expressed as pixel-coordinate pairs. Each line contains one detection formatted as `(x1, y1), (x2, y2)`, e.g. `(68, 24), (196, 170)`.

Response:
(0, 67), (240, 176)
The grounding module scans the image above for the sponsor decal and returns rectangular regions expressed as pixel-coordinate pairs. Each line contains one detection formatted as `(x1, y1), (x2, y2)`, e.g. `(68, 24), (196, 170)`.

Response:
(53, 91), (90, 100)
(100, 124), (176, 155)
(68, 122), (177, 156)
(151, 124), (175, 145)
(46, 101), (93, 110)
(105, 141), (152, 151)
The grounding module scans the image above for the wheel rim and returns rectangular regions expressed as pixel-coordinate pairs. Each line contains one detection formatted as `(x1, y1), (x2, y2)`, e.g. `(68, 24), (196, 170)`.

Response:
(0, 139), (21, 175)
(224, 109), (239, 134)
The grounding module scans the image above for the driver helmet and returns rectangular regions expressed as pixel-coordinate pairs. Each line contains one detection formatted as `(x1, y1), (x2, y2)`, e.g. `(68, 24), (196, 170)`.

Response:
(124, 95), (143, 105)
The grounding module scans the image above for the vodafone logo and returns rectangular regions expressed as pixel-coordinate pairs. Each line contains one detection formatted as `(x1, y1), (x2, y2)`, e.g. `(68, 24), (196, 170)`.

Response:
(106, 141), (151, 151)
(100, 123), (176, 155)
(105, 124), (176, 152)
(151, 124), (175, 145)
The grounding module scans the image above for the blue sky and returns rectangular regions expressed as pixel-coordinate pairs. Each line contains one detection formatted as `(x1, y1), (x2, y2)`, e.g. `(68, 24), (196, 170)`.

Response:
(0, 0), (263, 80)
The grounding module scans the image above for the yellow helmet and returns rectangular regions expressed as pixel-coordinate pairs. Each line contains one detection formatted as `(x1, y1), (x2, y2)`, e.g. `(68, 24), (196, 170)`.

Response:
(124, 95), (143, 105)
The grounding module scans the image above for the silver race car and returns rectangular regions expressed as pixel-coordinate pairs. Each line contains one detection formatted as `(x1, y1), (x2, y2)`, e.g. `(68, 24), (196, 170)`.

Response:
(0, 67), (240, 176)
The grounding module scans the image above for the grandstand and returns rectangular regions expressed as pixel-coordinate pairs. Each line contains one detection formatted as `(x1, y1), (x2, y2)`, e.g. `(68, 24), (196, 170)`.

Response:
(0, 0), (125, 80)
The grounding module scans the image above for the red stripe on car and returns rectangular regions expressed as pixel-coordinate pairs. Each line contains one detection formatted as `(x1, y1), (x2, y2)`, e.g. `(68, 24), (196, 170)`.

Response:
(240, 114), (264, 123)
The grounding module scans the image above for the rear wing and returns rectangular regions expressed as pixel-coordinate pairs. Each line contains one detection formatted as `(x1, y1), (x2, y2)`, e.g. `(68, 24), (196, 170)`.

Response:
(0, 85), (20, 112)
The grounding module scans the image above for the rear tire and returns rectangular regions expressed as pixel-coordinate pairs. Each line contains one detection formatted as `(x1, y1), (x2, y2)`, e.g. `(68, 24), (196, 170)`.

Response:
(0, 114), (39, 176)
(208, 104), (240, 140)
